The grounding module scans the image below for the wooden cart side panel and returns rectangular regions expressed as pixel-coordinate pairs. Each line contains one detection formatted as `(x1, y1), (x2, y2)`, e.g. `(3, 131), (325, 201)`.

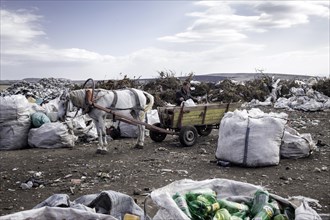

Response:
(172, 104), (229, 128)
(157, 103), (241, 129)
(173, 108), (227, 127)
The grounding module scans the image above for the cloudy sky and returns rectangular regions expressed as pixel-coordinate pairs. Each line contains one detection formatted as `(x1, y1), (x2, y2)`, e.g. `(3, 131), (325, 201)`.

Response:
(0, 1), (329, 80)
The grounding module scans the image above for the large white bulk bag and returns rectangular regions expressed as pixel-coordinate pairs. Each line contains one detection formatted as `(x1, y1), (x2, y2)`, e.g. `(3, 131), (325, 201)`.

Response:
(0, 95), (30, 123)
(28, 122), (76, 148)
(0, 116), (31, 150)
(216, 108), (287, 167)
(0, 95), (31, 150)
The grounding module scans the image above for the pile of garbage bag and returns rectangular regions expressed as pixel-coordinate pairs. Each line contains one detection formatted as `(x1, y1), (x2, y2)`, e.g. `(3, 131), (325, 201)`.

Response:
(0, 94), (77, 150)
(0, 178), (322, 220)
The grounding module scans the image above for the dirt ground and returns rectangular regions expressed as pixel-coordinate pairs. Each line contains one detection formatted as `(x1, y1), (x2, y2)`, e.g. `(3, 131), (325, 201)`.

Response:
(0, 106), (329, 218)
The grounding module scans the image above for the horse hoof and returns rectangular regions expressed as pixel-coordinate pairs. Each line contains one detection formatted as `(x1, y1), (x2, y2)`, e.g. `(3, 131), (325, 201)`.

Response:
(96, 149), (102, 154)
(100, 150), (108, 155)
(133, 144), (143, 149)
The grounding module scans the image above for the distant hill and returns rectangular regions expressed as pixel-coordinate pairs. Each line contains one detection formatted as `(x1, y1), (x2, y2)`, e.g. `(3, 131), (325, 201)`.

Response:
(0, 73), (317, 86)
(196, 72), (313, 82)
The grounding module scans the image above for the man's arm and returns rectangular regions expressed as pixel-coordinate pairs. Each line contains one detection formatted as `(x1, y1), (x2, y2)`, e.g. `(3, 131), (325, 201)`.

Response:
(188, 94), (198, 102)
(175, 91), (184, 105)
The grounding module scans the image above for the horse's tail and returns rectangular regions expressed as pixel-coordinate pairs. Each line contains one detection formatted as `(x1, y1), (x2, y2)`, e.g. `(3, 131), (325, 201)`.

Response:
(143, 91), (154, 112)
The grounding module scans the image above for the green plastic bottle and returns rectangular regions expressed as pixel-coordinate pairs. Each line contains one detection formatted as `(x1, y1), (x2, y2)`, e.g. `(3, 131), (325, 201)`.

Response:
(250, 190), (269, 216)
(188, 200), (213, 220)
(252, 203), (274, 220)
(218, 199), (249, 214)
(213, 208), (232, 220)
(269, 200), (281, 216)
(197, 194), (220, 211)
(172, 193), (192, 218)
(185, 192), (199, 202)
(273, 214), (289, 220)
(185, 192), (220, 220)
(232, 210), (248, 219)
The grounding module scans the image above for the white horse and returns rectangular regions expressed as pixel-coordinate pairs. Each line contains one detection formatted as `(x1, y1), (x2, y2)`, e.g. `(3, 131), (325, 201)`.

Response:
(60, 88), (154, 154)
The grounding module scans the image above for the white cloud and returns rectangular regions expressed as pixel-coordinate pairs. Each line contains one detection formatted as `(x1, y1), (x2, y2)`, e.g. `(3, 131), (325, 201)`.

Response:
(159, 1), (330, 44)
(0, 9), (45, 44)
(1, 9), (115, 67)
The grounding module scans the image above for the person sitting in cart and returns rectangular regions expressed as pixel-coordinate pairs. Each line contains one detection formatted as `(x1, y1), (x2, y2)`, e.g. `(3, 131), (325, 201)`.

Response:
(175, 81), (198, 106)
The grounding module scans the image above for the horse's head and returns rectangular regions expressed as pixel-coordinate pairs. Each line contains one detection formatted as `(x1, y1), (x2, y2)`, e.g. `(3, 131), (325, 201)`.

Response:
(69, 89), (86, 109)
(58, 89), (70, 122)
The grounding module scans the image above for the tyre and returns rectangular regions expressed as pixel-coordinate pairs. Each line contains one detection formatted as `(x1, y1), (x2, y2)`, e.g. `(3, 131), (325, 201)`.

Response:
(107, 126), (121, 140)
(179, 126), (198, 147)
(150, 123), (167, 142)
(196, 125), (213, 136)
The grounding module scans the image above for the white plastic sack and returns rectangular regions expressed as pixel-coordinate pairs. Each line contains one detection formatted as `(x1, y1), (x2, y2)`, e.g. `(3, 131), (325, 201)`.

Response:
(118, 109), (160, 138)
(182, 99), (196, 107)
(216, 108), (287, 167)
(116, 110), (138, 138)
(0, 207), (113, 220)
(0, 116), (31, 150)
(151, 178), (321, 220)
(274, 97), (293, 111)
(324, 99), (330, 109)
(0, 95), (32, 150)
(46, 112), (59, 122)
(281, 126), (316, 159)
(28, 122), (76, 148)
(67, 115), (93, 136)
(0, 95), (30, 123)
(146, 109), (160, 125)
(119, 121), (138, 138)
(292, 97), (324, 112)
(43, 97), (60, 113)
(275, 92), (330, 111)
(0, 190), (148, 220)
(29, 103), (46, 115)
(246, 97), (272, 108)
(290, 87), (306, 96)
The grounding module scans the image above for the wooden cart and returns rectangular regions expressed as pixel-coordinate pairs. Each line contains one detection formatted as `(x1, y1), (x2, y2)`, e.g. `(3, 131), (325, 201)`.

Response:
(149, 102), (240, 147)
(80, 78), (239, 147)
(90, 101), (239, 147)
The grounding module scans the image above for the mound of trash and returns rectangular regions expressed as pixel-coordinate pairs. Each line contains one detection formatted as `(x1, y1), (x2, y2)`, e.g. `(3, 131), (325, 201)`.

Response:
(0, 73), (329, 151)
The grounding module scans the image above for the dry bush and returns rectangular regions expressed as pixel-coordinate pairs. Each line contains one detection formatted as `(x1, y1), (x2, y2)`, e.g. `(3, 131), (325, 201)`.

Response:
(278, 79), (299, 97)
(96, 75), (141, 90)
(312, 78), (330, 97)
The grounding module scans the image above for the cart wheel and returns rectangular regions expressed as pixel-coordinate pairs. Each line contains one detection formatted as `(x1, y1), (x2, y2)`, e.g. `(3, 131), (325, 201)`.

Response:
(196, 125), (212, 136)
(150, 123), (167, 142)
(179, 126), (198, 147)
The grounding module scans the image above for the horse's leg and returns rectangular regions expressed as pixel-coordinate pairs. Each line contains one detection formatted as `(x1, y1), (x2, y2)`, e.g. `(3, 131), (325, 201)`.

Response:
(93, 119), (104, 154)
(92, 114), (108, 154)
(134, 111), (145, 149)
(99, 114), (108, 154)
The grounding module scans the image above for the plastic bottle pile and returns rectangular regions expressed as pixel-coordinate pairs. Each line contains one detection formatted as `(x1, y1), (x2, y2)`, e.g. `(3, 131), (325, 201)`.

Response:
(172, 189), (294, 220)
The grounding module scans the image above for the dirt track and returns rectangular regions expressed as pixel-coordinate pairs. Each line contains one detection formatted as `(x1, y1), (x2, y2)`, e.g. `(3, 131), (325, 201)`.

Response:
(0, 107), (329, 217)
